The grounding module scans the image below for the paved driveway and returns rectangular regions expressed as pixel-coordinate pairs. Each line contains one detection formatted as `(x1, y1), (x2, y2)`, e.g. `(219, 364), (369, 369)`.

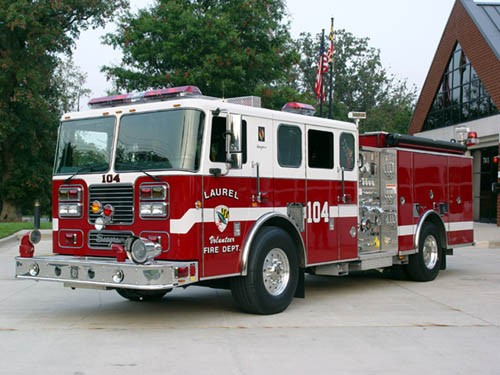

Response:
(1, 237), (500, 374)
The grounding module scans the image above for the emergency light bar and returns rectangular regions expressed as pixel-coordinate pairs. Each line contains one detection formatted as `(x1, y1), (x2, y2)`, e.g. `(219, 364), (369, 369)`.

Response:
(282, 102), (316, 116)
(88, 85), (202, 108)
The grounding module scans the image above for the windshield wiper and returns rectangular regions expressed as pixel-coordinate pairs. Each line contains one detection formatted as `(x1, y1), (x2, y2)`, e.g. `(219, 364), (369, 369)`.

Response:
(114, 162), (161, 181)
(139, 169), (161, 182)
(64, 164), (109, 183)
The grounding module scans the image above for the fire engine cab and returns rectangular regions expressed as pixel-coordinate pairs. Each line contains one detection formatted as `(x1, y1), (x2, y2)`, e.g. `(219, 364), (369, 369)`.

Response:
(15, 85), (474, 314)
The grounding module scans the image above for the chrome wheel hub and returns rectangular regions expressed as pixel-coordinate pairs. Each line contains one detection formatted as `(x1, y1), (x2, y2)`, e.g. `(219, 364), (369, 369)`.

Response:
(423, 235), (439, 270)
(263, 248), (290, 296)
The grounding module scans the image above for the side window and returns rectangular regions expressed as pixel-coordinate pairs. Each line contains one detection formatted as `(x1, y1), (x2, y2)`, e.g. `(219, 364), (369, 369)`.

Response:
(210, 116), (247, 164)
(308, 129), (333, 169)
(278, 125), (302, 168)
(340, 132), (355, 171)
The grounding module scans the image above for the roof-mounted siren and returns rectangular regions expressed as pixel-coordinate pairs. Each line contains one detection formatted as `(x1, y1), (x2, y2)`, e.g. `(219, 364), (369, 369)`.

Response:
(454, 126), (479, 147)
(282, 102), (316, 116)
(88, 85), (202, 109)
(143, 85), (202, 101)
(348, 111), (366, 127)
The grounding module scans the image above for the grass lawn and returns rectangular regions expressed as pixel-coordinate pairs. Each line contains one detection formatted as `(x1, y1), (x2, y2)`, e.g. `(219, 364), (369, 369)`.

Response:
(0, 222), (52, 239)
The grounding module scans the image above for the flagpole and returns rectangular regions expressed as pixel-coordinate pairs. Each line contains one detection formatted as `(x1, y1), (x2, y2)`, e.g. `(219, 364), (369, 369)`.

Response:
(328, 17), (334, 119)
(319, 29), (325, 117)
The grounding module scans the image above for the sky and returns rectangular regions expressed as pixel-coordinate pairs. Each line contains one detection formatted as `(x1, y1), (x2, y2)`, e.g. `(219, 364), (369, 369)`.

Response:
(73, 0), (459, 107)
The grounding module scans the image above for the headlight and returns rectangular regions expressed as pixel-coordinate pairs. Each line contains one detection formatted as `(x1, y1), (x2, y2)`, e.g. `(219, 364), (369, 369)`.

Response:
(58, 185), (83, 218)
(140, 202), (167, 217)
(125, 237), (162, 264)
(59, 203), (82, 217)
(139, 183), (169, 219)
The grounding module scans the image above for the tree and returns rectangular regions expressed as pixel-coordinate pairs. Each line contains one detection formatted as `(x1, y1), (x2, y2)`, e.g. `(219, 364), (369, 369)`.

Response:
(0, 0), (127, 220)
(295, 29), (417, 133)
(53, 56), (92, 113)
(102, 0), (299, 99)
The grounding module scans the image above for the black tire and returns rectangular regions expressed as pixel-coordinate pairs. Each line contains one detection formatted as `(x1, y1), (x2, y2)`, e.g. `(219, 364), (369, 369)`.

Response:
(116, 288), (171, 302)
(231, 227), (299, 315)
(407, 223), (442, 281)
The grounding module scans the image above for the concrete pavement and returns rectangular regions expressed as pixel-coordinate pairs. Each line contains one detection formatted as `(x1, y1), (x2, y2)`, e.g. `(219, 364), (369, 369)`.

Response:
(0, 223), (500, 374)
(473, 222), (500, 248)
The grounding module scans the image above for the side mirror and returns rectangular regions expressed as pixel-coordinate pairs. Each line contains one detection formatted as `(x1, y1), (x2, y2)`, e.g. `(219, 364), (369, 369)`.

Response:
(226, 114), (243, 169)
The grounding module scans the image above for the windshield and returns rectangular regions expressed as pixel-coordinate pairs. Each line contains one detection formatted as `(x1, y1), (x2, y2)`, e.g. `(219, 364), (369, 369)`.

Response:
(115, 109), (204, 172)
(54, 117), (115, 174)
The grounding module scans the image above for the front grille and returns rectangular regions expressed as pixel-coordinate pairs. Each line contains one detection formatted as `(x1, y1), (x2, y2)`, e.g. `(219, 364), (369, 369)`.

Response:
(88, 230), (134, 249)
(89, 184), (134, 224)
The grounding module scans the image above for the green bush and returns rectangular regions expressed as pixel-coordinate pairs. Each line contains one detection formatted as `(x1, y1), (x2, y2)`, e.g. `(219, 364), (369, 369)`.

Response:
(0, 222), (52, 239)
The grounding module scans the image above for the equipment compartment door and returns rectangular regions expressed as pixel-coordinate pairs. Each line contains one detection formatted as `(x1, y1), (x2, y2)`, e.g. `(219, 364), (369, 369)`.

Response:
(448, 156), (473, 244)
(336, 131), (358, 261)
(413, 153), (448, 221)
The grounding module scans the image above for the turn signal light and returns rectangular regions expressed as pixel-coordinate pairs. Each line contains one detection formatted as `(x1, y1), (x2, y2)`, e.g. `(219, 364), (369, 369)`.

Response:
(176, 266), (189, 279)
(91, 200), (102, 214)
(59, 187), (82, 201)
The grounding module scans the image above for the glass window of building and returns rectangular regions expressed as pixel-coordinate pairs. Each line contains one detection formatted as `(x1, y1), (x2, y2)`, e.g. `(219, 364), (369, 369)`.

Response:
(423, 43), (499, 131)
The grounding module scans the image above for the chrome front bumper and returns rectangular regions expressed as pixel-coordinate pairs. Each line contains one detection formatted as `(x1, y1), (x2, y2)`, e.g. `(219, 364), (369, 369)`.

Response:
(15, 256), (198, 290)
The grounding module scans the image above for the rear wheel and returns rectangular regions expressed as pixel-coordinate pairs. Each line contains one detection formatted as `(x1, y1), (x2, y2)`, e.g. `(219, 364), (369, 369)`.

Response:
(231, 227), (299, 315)
(407, 223), (442, 281)
(116, 288), (171, 302)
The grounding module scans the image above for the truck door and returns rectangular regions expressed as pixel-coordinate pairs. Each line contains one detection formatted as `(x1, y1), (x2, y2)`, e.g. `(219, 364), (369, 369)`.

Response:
(305, 125), (338, 263)
(274, 121), (306, 257)
(202, 115), (274, 278)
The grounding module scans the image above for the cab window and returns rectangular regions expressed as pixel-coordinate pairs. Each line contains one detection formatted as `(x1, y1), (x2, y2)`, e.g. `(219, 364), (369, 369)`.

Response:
(308, 129), (333, 169)
(340, 132), (355, 171)
(278, 125), (302, 168)
(210, 116), (247, 164)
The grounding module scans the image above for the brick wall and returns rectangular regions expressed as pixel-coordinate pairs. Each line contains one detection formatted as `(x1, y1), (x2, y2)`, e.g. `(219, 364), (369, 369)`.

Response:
(498, 142), (500, 226)
(409, 0), (500, 134)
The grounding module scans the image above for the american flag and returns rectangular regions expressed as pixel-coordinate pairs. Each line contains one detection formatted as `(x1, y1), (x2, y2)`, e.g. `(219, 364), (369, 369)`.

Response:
(315, 22), (335, 103)
(315, 44), (327, 101)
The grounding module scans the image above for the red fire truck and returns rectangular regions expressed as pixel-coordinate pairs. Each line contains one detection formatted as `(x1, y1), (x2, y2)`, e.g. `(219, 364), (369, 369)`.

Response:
(15, 85), (474, 314)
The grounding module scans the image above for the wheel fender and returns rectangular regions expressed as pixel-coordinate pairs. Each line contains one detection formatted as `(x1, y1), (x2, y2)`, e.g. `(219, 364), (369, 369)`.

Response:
(240, 212), (306, 276)
(414, 210), (448, 251)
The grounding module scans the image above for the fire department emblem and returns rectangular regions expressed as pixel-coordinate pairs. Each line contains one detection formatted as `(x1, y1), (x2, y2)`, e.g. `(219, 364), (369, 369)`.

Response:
(215, 205), (230, 232)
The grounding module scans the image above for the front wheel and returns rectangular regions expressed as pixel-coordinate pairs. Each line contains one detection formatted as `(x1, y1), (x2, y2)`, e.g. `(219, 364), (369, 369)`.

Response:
(231, 227), (299, 315)
(116, 288), (171, 302)
(407, 223), (442, 281)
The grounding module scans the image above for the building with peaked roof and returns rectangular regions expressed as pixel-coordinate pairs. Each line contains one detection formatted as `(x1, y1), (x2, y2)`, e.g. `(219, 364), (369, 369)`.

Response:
(409, 0), (500, 225)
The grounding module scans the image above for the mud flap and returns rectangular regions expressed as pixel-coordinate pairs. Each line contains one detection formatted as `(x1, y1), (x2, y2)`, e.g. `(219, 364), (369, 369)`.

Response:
(440, 249), (447, 270)
(294, 269), (305, 298)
